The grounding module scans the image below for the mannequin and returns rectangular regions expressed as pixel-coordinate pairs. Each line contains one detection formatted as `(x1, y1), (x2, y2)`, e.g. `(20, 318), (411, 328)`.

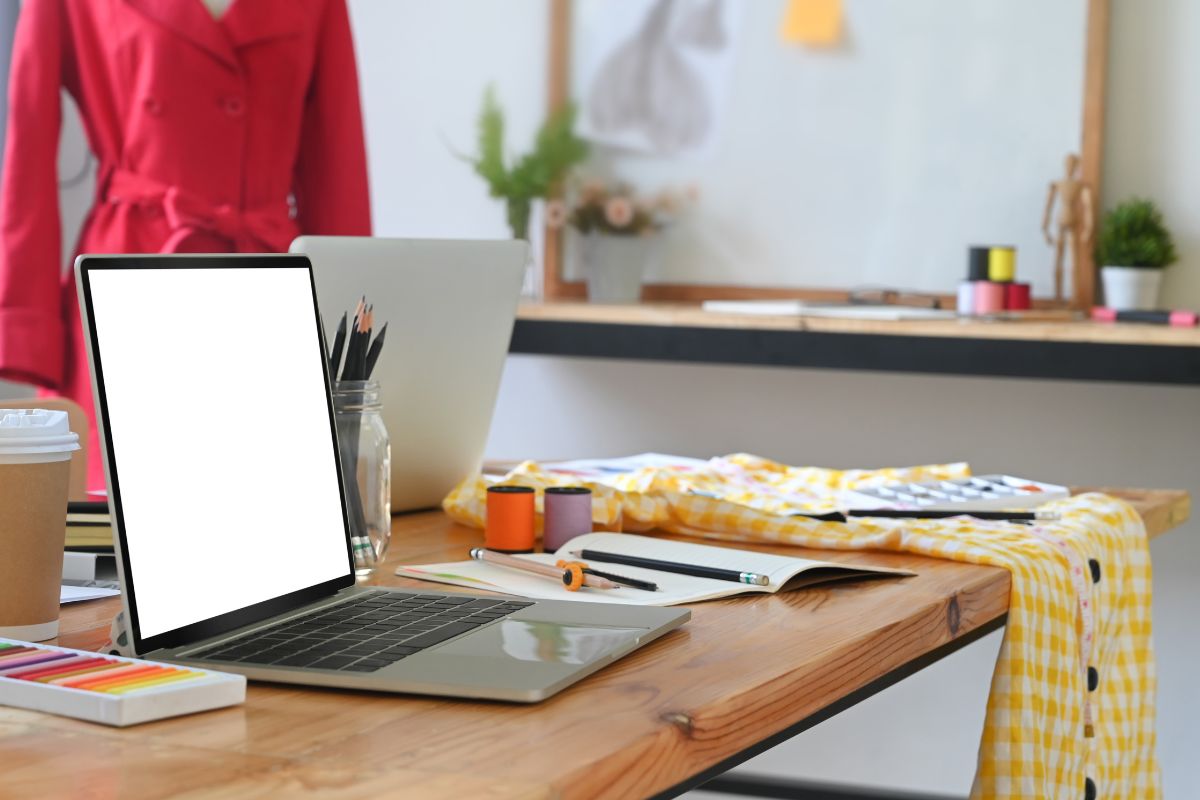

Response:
(0, 0), (372, 490)
(201, 0), (234, 19)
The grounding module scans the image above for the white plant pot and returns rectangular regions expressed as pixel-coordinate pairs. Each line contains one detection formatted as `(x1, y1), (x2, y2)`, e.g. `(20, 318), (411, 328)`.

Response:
(1100, 266), (1163, 311)
(582, 234), (656, 304)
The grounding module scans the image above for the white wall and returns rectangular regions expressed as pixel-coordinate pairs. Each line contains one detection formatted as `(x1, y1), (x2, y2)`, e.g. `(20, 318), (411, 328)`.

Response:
(1106, 0), (1200, 307)
(349, 1), (1199, 796)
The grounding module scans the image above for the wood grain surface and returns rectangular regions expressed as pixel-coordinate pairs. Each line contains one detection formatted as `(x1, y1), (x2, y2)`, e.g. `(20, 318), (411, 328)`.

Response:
(517, 302), (1200, 348)
(1, 488), (1187, 800)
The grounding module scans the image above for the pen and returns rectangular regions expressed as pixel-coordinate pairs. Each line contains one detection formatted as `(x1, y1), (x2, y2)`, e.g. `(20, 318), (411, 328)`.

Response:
(569, 549), (770, 586)
(470, 548), (620, 590)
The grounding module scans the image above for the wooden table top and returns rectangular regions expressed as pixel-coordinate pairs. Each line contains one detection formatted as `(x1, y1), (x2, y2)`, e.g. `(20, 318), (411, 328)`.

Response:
(2, 488), (1188, 800)
(512, 303), (1200, 384)
(518, 302), (1200, 348)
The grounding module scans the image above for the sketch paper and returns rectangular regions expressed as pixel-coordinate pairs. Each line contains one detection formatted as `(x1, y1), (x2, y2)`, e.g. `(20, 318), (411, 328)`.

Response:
(575, 0), (744, 157)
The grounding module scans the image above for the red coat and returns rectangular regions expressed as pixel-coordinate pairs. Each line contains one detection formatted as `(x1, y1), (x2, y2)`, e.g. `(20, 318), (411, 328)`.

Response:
(0, 0), (371, 489)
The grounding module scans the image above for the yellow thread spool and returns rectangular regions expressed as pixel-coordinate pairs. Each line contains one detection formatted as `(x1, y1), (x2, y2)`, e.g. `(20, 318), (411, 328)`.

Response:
(988, 247), (1016, 282)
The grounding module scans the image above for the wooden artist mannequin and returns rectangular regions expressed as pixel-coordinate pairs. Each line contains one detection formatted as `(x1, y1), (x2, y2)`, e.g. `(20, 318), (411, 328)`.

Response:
(1042, 153), (1094, 302)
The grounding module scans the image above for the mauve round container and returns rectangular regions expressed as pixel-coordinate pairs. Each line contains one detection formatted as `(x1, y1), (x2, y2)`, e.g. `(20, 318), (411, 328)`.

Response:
(543, 487), (593, 551)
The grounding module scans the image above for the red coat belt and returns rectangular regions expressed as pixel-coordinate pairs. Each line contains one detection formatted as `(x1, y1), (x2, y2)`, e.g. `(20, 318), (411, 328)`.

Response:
(103, 168), (295, 253)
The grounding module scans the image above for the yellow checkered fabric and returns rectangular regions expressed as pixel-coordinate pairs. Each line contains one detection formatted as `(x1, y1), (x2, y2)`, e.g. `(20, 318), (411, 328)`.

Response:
(443, 454), (1159, 798)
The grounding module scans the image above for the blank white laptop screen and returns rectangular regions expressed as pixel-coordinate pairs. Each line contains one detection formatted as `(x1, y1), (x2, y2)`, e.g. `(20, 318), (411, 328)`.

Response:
(84, 263), (352, 641)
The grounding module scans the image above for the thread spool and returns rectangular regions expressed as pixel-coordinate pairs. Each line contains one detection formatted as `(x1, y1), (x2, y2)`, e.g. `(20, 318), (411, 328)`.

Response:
(957, 281), (977, 315)
(543, 487), (593, 551)
(485, 485), (535, 553)
(967, 247), (990, 281)
(988, 247), (1016, 282)
(1005, 282), (1032, 311)
(973, 281), (1005, 315)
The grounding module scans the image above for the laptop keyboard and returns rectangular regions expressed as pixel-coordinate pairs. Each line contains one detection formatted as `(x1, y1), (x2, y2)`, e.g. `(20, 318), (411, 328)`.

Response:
(189, 591), (533, 673)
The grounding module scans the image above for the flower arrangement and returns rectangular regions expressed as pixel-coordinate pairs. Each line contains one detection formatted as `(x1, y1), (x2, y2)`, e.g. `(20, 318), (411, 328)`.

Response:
(546, 179), (695, 237)
(467, 87), (589, 240)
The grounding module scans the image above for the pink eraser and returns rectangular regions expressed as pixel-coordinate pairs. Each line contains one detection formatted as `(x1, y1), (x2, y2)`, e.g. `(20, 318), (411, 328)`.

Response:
(1169, 310), (1198, 327)
(1091, 307), (1117, 323)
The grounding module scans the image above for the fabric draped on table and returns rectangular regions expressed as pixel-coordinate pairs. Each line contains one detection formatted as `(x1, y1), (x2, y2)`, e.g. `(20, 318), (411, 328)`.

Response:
(444, 454), (1159, 799)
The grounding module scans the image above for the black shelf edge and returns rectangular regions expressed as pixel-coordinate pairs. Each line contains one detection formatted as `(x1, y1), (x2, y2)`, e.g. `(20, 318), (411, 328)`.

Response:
(510, 320), (1200, 385)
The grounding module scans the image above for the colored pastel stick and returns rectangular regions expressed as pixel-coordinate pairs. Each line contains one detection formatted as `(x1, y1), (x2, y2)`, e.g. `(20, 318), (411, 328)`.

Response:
(0, 653), (74, 672)
(41, 663), (124, 683)
(7, 656), (105, 681)
(106, 671), (201, 695)
(76, 666), (179, 692)
(62, 664), (164, 690)
(0, 646), (36, 661)
(47, 662), (130, 685)
(89, 671), (184, 695)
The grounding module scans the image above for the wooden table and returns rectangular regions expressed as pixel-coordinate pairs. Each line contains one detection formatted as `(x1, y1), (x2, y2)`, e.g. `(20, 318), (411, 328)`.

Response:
(2, 488), (1188, 799)
(512, 302), (1200, 385)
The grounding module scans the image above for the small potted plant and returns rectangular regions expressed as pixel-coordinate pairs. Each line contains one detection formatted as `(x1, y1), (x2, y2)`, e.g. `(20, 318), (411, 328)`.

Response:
(1095, 198), (1178, 310)
(467, 88), (588, 241)
(547, 180), (692, 303)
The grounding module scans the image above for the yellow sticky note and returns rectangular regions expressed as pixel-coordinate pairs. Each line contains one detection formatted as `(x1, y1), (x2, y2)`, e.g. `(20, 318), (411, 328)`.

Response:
(780, 0), (843, 46)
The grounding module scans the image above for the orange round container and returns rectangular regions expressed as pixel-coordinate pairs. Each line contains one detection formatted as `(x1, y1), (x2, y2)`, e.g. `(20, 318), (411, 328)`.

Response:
(485, 485), (536, 553)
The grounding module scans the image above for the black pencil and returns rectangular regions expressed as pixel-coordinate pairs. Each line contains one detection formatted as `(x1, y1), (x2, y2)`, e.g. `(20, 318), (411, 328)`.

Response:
(364, 322), (387, 379)
(581, 566), (658, 591)
(569, 549), (770, 586)
(792, 509), (1057, 522)
(328, 312), (347, 379)
(847, 509), (1055, 521)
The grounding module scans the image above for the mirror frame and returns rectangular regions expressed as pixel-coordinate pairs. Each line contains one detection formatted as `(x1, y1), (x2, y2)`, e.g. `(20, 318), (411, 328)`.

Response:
(542, 0), (1109, 310)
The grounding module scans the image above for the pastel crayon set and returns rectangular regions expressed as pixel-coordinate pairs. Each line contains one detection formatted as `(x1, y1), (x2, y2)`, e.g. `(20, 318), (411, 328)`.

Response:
(845, 475), (1069, 512)
(0, 638), (245, 726)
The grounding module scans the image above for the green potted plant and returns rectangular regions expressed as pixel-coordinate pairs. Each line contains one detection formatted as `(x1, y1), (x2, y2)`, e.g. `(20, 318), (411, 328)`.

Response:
(1095, 198), (1178, 310)
(547, 179), (694, 303)
(468, 87), (588, 241)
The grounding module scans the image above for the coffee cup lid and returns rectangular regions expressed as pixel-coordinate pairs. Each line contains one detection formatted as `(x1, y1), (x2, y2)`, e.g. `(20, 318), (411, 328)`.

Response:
(0, 409), (81, 461)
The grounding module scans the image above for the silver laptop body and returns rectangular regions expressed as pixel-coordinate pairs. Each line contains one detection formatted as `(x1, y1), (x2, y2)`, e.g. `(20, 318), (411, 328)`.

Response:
(76, 254), (688, 702)
(291, 236), (523, 512)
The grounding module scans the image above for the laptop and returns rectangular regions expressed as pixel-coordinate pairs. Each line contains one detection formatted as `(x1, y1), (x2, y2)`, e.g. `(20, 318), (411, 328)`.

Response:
(75, 254), (689, 702)
(291, 236), (524, 512)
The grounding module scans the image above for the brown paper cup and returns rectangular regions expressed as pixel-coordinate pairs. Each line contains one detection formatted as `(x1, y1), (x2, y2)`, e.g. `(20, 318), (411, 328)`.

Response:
(0, 459), (72, 641)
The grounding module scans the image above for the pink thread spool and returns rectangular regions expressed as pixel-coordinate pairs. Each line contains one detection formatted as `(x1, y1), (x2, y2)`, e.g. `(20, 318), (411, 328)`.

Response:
(542, 487), (593, 551)
(973, 281), (1005, 315)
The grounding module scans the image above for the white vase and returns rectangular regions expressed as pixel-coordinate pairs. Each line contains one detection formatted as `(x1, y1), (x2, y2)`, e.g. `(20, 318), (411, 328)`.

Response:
(519, 199), (545, 302)
(582, 233), (655, 304)
(1100, 266), (1163, 311)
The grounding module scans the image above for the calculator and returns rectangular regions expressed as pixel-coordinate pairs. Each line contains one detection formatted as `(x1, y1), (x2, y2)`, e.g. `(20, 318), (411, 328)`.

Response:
(844, 475), (1069, 511)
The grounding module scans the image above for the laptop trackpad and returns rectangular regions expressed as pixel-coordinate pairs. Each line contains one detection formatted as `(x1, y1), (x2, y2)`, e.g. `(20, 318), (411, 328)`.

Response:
(436, 619), (647, 665)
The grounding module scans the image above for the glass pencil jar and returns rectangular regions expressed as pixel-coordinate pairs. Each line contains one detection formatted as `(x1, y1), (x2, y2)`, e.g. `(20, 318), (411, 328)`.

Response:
(333, 380), (391, 575)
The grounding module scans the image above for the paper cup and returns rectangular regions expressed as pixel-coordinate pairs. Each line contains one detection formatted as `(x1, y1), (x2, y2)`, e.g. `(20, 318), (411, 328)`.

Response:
(0, 410), (81, 641)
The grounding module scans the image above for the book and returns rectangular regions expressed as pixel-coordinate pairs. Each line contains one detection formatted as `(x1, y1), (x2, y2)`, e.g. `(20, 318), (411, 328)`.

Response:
(66, 500), (113, 550)
(395, 533), (912, 606)
(701, 300), (955, 320)
(65, 524), (114, 550)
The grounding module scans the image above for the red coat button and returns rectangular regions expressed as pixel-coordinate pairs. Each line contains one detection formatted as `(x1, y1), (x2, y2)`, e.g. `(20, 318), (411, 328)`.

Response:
(143, 97), (164, 117)
(222, 96), (245, 117)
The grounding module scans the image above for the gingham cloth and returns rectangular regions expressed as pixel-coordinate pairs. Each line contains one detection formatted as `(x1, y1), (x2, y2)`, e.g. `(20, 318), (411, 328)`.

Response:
(444, 454), (1159, 798)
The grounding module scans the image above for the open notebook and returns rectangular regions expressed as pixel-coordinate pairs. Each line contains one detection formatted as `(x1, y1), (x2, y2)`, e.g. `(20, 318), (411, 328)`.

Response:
(395, 533), (912, 606)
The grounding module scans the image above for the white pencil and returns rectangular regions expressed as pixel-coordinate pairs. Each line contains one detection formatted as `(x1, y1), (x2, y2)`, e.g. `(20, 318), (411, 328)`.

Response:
(468, 548), (619, 590)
